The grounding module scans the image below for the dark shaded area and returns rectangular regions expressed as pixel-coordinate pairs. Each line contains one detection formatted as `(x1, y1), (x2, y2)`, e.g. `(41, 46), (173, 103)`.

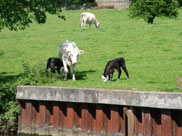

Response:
(89, 104), (96, 119)
(74, 103), (82, 118)
(151, 108), (161, 125)
(117, 51), (124, 55)
(104, 105), (111, 119)
(75, 70), (96, 80)
(0, 51), (4, 56)
(177, 0), (182, 7)
(0, 72), (22, 85)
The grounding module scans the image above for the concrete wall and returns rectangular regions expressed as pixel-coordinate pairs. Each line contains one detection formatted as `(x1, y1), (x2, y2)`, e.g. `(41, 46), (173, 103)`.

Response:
(17, 85), (182, 110)
(16, 86), (182, 136)
(96, 0), (130, 9)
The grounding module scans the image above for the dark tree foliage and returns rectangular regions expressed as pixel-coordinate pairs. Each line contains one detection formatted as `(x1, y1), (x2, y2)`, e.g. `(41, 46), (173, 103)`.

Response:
(129, 0), (179, 24)
(0, 0), (65, 31)
(177, 0), (182, 6)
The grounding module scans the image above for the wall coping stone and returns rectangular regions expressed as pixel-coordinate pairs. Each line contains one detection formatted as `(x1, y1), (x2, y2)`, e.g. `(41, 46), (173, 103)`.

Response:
(16, 85), (182, 109)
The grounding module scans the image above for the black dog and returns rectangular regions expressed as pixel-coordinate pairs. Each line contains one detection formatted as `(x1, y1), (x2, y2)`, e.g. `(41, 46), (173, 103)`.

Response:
(102, 57), (130, 81)
(46, 58), (63, 74)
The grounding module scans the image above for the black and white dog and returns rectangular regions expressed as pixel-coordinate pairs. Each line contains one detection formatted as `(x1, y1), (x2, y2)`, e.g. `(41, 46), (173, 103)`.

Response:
(46, 58), (63, 74)
(102, 57), (130, 81)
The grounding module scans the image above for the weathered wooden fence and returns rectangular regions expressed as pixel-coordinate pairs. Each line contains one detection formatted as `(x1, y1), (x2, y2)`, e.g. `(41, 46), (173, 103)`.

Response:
(16, 86), (182, 136)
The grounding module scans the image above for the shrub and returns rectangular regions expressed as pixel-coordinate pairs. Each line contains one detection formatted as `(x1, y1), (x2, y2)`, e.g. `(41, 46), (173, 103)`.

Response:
(129, 0), (179, 24)
(0, 61), (58, 134)
(18, 61), (57, 85)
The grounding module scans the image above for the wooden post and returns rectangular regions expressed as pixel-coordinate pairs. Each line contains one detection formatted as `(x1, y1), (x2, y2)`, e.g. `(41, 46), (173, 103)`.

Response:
(126, 109), (135, 136)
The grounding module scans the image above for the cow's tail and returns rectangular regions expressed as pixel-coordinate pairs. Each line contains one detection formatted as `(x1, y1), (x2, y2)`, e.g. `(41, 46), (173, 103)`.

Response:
(81, 13), (85, 28)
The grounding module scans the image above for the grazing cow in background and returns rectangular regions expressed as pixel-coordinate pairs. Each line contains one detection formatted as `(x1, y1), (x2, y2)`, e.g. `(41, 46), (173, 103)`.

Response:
(46, 58), (63, 76)
(102, 57), (130, 82)
(59, 40), (84, 81)
(81, 12), (100, 29)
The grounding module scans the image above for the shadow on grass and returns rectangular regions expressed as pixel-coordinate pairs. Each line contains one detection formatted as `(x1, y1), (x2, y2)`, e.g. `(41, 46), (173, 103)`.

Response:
(0, 72), (22, 85)
(0, 50), (4, 56)
(111, 77), (129, 81)
(76, 70), (96, 80)
(117, 51), (124, 55)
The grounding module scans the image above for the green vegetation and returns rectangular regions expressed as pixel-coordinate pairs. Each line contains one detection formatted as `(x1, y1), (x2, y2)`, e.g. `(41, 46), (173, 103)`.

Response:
(0, 0), (66, 31)
(0, 62), (55, 134)
(0, 9), (182, 133)
(129, 0), (179, 24)
(0, 0), (95, 31)
(1, 9), (182, 91)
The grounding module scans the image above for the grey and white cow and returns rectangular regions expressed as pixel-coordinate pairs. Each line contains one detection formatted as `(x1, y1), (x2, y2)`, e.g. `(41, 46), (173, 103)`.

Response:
(59, 40), (84, 80)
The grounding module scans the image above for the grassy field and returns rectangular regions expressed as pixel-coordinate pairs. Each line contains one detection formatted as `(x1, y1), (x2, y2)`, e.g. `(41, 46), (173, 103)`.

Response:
(0, 9), (182, 92)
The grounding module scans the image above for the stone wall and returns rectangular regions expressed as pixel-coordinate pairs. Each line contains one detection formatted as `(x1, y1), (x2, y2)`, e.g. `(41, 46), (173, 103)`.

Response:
(96, 0), (130, 9)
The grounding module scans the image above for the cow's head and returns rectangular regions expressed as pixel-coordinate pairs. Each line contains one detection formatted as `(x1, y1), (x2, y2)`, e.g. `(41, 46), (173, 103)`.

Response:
(96, 22), (100, 28)
(101, 74), (108, 82)
(69, 49), (84, 65)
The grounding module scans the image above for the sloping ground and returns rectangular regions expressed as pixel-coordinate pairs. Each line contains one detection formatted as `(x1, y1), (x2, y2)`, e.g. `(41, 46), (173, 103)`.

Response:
(0, 9), (182, 92)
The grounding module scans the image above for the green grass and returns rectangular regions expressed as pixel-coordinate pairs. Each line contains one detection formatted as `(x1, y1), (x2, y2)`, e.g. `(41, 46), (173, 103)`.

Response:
(0, 9), (182, 92)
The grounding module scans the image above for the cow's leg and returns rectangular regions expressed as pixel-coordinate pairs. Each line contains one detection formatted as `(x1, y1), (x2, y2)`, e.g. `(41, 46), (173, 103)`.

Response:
(63, 60), (68, 80)
(81, 20), (84, 29)
(57, 68), (60, 74)
(68, 66), (71, 77)
(72, 64), (77, 81)
(83, 19), (86, 29)
(89, 23), (92, 29)
(57, 68), (60, 78)
(122, 66), (130, 80)
(109, 69), (114, 81)
(117, 69), (122, 80)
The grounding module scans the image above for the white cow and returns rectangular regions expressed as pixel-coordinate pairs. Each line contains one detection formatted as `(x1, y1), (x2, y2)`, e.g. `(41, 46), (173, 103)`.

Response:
(59, 40), (84, 81)
(81, 12), (100, 29)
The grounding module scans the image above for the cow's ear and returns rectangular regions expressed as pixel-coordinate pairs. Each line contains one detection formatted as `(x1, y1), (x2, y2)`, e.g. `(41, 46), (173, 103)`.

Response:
(79, 50), (84, 54)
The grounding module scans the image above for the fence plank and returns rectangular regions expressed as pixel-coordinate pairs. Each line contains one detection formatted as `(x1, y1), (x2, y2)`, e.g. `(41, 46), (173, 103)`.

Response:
(105, 105), (120, 133)
(142, 108), (152, 136)
(53, 102), (61, 129)
(80, 104), (90, 131)
(21, 101), (27, 126)
(38, 101), (47, 128)
(26, 101), (33, 127)
(152, 109), (162, 136)
(46, 102), (53, 126)
(161, 110), (172, 136)
(32, 101), (39, 125)
(90, 104), (104, 132)
(127, 109), (135, 136)
(61, 103), (74, 129)
(172, 110), (182, 136)
(121, 107), (127, 136)
(135, 107), (143, 135)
